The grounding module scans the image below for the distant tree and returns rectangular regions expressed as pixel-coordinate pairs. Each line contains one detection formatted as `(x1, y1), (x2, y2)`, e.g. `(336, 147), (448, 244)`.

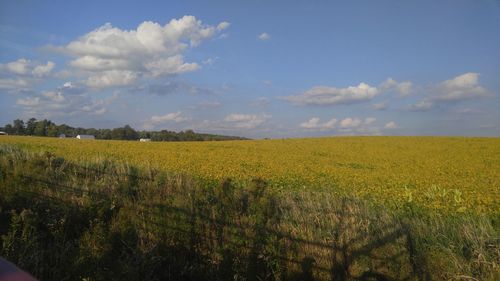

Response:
(3, 117), (248, 141)
(123, 125), (138, 140)
(4, 124), (13, 134)
(12, 119), (25, 135)
(47, 124), (59, 137)
(26, 118), (37, 135)
(34, 120), (48, 136)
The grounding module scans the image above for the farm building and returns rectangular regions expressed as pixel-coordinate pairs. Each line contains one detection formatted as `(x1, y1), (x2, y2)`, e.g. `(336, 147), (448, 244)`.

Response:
(76, 135), (95, 140)
(0, 131), (7, 135)
(139, 138), (151, 142)
(59, 134), (66, 138)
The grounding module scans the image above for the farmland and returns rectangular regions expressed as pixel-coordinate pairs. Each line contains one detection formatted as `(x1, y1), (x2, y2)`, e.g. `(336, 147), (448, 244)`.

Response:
(0, 136), (499, 280)
(0, 135), (498, 214)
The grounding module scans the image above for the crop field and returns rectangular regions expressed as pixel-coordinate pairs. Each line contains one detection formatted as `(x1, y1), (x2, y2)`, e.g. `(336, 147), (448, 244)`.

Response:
(1, 135), (499, 214)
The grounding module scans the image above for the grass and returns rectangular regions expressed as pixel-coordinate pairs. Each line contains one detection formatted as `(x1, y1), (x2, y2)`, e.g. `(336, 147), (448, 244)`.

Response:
(0, 144), (498, 280)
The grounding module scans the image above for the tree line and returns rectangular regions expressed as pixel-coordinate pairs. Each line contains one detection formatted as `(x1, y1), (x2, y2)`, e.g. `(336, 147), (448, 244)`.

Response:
(0, 118), (248, 141)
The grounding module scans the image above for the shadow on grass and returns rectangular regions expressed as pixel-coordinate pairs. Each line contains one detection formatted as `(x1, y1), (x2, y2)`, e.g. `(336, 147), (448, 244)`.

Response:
(2, 167), (420, 281)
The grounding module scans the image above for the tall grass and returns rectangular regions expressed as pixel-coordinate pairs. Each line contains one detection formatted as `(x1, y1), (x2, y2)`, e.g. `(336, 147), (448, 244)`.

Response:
(0, 145), (498, 280)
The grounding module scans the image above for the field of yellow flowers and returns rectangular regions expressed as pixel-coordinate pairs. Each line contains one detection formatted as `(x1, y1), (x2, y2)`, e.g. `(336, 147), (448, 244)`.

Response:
(1, 136), (498, 214)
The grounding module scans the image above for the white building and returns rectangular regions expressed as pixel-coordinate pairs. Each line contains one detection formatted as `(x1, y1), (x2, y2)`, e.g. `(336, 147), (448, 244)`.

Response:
(139, 138), (151, 142)
(0, 131), (7, 135)
(76, 134), (95, 140)
(59, 134), (66, 138)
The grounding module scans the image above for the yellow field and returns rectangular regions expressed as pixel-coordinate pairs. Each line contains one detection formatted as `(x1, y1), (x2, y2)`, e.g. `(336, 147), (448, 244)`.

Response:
(1, 135), (499, 214)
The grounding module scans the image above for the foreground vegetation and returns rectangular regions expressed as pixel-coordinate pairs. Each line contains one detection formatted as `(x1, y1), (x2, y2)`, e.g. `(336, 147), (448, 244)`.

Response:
(0, 145), (498, 280)
(1, 135), (499, 214)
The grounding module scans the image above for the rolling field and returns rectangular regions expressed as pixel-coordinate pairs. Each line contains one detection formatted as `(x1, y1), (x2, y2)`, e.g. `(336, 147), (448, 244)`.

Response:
(1, 135), (499, 214)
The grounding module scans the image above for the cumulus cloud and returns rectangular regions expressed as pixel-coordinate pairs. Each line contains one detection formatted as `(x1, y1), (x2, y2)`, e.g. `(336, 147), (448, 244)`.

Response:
(0, 78), (31, 90)
(370, 101), (389, 111)
(431, 72), (490, 102)
(52, 16), (228, 88)
(384, 121), (397, 129)
(150, 111), (188, 123)
(380, 78), (412, 96)
(258, 33), (271, 40)
(15, 82), (116, 117)
(142, 111), (189, 130)
(224, 113), (271, 129)
(337, 117), (381, 135)
(285, 82), (378, 106)
(0, 59), (55, 91)
(141, 80), (216, 96)
(364, 117), (376, 125)
(86, 70), (138, 88)
(405, 72), (491, 112)
(339, 117), (362, 129)
(299, 116), (379, 134)
(1, 59), (54, 77)
(217, 22), (230, 30)
(198, 101), (222, 108)
(300, 117), (337, 130)
(407, 100), (434, 112)
(16, 97), (40, 106)
(252, 97), (270, 107)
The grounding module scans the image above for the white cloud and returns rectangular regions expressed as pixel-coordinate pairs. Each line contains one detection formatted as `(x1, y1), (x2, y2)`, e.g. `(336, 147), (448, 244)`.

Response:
(1, 59), (54, 77)
(144, 55), (199, 77)
(6, 59), (30, 75)
(224, 113), (271, 129)
(42, 90), (65, 102)
(380, 78), (412, 96)
(340, 117), (362, 129)
(16, 97), (40, 106)
(284, 77), (413, 107)
(32, 61), (55, 77)
(364, 117), (376, 125)
(86, 70), (138, 88)
(198, 101), (221, 108)
(0, 59), (55, 91)
(14, 82), (115, 117)
(300, 117), (337, 130)
(432, 72), (490, 102)
(217, 22), (230, 30)
(300, 116), (380, 135)
(285, 82), (378, 106)
(150, 111), (188, 123)
(202, 57), (218, 65)
(258, 32), (271, 40)
(0, 78), (30, 90)
(370, 101), (389, 111)
(384, 121), (397, 129)
(252, 97), (270, 107)
(408, 100), (434, 112)
(52, 16), (228, 88)
(338, 117), (381, 135)
(405, 73), (492, 112)
(455, 108), (482, 115)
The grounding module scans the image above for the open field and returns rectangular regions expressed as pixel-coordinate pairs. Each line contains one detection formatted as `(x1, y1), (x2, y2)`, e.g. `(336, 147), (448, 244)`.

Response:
(0, 143), (498, 280)
(1, 135), (499, 214)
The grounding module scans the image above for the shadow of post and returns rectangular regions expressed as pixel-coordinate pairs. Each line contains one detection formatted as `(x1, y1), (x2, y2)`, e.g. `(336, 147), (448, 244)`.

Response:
(3, 156), (421, 281)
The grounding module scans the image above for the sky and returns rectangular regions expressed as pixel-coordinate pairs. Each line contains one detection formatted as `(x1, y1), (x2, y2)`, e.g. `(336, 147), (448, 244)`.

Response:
(1, 0), (499, 138)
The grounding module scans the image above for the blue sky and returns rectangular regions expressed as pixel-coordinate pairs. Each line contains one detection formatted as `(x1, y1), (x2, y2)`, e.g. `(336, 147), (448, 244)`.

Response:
(1, 0), (499, 138)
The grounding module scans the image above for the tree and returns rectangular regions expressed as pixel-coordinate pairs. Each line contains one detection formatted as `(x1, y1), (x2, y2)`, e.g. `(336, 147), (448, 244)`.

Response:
(34, 120), (48, 136)
(47, 124), (59, 137)
(12, 119), (25, 135)
(4, 124), (13, 134)
(123, 125), (138, 140)
(26, 118), (37, 135)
